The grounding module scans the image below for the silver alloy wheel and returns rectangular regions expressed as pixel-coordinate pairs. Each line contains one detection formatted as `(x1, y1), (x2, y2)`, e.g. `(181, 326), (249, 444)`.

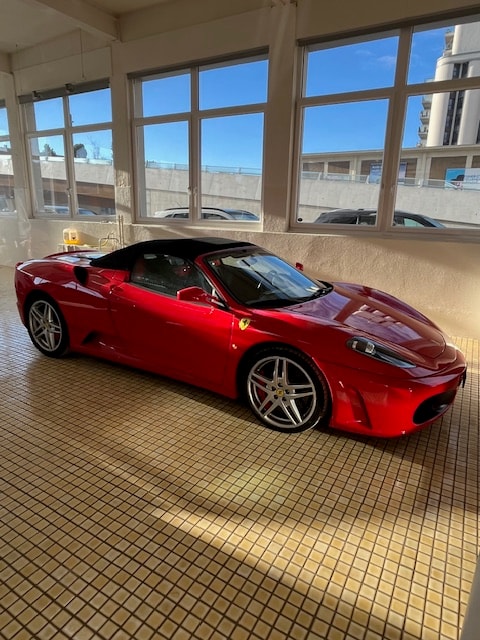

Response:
(28, 299), (64, 353)
(247, 354), (318, 430)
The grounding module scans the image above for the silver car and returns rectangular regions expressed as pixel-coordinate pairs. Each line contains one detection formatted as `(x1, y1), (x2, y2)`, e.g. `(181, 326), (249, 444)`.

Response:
(154, 206), (259, 221)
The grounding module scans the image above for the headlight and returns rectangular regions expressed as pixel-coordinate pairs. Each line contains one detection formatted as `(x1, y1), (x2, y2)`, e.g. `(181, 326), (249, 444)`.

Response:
(347, 337), (416, 369)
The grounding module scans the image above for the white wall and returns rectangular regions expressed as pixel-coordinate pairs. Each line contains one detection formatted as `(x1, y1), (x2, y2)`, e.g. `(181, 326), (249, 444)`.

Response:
(1, 0), (480, 339)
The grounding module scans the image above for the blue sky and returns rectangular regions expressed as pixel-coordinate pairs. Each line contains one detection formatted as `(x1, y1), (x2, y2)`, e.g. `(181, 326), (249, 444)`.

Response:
(302, 27), (448, 155)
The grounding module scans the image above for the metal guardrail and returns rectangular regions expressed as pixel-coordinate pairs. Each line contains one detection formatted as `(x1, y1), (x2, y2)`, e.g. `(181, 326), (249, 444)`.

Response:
(145, 160), (261, 175)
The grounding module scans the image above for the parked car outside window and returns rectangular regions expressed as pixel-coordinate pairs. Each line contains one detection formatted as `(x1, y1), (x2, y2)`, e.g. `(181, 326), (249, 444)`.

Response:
(43, 205), (97, 216)
(313, 208), (445, 227)
(154, 207), (259, 221)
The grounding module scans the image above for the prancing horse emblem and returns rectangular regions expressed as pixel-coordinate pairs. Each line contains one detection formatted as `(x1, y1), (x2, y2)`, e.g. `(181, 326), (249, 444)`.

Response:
(239, 318), (251, 331)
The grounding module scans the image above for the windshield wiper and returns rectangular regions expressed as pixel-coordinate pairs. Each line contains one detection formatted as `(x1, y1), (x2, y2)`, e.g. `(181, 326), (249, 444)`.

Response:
(306, 283), (333, 300)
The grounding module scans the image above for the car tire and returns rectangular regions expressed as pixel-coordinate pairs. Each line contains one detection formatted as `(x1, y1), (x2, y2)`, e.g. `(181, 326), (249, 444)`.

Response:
(26, 297), (70, 358)
(243, 347), (330, 433)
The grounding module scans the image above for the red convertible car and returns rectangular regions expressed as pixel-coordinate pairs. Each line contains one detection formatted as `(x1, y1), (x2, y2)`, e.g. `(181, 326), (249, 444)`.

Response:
(15, 237), (466, 436)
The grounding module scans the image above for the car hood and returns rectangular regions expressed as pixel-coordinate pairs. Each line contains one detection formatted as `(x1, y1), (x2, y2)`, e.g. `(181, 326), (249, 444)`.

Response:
(288, 282), (446, 359)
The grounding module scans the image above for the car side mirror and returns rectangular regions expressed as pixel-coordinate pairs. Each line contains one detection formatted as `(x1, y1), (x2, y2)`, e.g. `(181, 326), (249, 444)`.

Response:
(177, 286), (217, 305)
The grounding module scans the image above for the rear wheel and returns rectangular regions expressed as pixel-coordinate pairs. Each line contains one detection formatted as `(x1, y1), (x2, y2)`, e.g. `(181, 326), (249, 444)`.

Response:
(27, 297), (70, 357)
(244, 347), (330, 433)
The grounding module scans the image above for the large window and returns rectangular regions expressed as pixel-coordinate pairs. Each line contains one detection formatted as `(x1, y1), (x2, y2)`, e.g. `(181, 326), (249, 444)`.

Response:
(396, 19), (480, 230)
(0, 103), (15, 216)
(133, 55), (267, 223)
(22, 83), (115, 219)
(296, 15), (480, 232)
(296, 34), (398, 226)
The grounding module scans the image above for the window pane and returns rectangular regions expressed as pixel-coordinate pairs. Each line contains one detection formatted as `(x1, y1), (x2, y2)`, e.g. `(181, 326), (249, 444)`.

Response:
(32, 98), (64, 130)
(408, 21), (480, 85)
(141, 71), (190, 117)
(299, 101), (388, 224)
(139, 122), (190, 218)
(0, 108), (14, 215)
(394, 93), (480, 228)
(69, 88), (111, 126)
(199, 59), (268, 110)
(30, 135), (68, 215)
(200, 114), (263, 220)
(407, 89), (480, 148)
(0, 144), (15, 216)
(73, 130), (113, 162)
(305, 36), (398, 97)
(0, 107), (9, 135)
(72, 131), (114, 216)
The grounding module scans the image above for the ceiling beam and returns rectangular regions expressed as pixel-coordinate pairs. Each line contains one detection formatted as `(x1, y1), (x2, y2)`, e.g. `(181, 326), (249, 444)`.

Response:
(24, 0), (118, 40)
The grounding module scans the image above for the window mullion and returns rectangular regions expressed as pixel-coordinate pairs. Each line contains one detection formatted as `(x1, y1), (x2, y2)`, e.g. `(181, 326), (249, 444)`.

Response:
(132, 113), (190, 128)
(134, 123), (147, 220)
(63, 96), (77, 219)
(190, 66), (200, 220)
(199, 103), (266, 119)
(300, 88), (393, 109)
(291, 47), (308, 227)
(377, 27), (412, 231)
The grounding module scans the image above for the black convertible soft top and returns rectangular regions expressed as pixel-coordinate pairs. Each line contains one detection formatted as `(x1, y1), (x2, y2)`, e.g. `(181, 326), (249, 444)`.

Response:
(90, 237), (254, 270)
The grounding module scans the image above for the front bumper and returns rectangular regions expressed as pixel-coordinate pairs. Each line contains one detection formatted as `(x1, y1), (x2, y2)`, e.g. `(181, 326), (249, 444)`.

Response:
(322, 356), (467, 437)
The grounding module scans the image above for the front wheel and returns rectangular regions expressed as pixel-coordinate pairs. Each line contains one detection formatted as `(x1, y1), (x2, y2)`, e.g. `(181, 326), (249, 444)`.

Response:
(27, 297), (70, 358)
(244, 348), (330, 433)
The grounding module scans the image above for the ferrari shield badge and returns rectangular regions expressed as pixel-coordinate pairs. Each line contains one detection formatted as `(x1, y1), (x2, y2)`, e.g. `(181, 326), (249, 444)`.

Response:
(239, 318), (251, 331)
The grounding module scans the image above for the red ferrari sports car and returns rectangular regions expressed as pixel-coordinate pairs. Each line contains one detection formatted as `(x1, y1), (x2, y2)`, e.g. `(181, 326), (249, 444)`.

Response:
(15, 237), (466, 436)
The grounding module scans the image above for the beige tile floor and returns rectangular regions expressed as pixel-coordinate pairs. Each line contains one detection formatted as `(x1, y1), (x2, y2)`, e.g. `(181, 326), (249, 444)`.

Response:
(0, 264), (478, 640)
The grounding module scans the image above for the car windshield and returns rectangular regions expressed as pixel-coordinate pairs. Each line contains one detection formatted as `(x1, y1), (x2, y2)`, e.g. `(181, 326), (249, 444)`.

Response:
(206, 249), (331, 307)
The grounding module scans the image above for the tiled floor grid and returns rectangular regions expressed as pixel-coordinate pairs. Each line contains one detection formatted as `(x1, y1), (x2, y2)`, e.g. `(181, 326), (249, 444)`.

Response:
(0, 265), (478, 640)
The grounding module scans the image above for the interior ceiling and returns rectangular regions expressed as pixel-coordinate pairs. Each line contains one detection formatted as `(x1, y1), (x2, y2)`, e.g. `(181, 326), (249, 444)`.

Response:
(0, 0), (174, 54)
